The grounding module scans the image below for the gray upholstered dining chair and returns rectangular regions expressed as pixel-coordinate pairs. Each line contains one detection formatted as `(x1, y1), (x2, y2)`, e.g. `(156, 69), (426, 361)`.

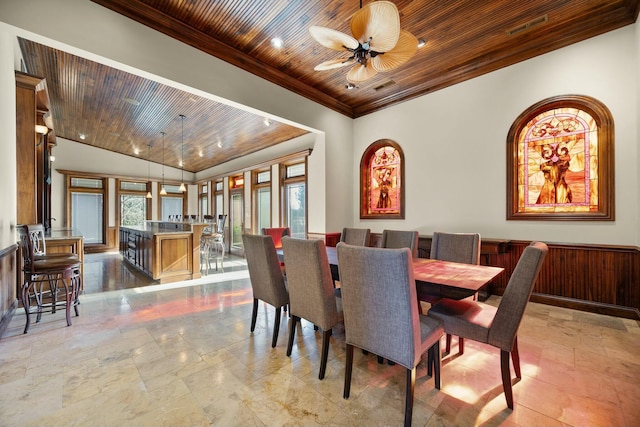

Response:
(381, 229), (419, 258)
(241, 234), (289, 348)
(426, 231), (481, 353)
(337, 243), (444, 427)
(339, 227), (371, 246)
(281, 236), (343, 380)
(427, 241), (548, 410)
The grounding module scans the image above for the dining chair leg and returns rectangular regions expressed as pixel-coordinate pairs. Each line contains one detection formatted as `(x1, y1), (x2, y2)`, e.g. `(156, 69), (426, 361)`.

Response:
(404, 367), (416, 427)
(250, 298), (259, 332)
(432, 340), (441, 389)
(343, 344), (354, 399)
(459, 337), (464, 354)
(511, 337), (521, 378)
(272, 307), (282, 348)
(500, 349), (514, 409)
(286, 315), (299, 356)
(445, 334), (452, 353)
(319, 328), (332, 380)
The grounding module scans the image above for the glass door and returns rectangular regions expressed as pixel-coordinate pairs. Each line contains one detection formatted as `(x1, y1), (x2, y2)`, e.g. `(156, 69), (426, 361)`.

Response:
(230, 191), (244, 249)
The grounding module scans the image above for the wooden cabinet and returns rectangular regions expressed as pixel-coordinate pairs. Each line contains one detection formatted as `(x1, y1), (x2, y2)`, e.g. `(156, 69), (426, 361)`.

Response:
(15, 71), (55, 228)
(120, 223), (206, 284)
(120, 227), (153, 275)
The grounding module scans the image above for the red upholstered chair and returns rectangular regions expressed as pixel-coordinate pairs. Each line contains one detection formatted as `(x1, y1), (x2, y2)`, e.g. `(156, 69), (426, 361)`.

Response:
(262, 227), (290, 273)
(261, 227), (290, 249)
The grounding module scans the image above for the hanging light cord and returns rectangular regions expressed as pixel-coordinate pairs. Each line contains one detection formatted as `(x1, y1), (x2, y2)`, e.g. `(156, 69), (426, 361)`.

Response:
(161, 132), (165, 186)
(180, 114), (185, 184)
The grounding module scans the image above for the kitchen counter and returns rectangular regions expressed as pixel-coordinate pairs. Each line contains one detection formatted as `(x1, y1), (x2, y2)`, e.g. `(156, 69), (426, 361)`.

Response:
(120, 222), (209, 283)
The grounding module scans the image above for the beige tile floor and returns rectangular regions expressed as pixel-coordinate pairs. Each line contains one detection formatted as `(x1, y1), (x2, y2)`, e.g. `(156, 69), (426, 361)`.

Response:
(1, 254), (639, 427)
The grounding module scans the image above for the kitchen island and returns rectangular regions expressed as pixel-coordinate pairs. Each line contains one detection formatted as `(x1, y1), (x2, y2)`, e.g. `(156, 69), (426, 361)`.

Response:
(119, 221), (209, 284)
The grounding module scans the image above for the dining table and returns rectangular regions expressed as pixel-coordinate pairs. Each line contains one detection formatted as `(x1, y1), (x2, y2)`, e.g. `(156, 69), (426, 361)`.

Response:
(277, 245), (505, 301)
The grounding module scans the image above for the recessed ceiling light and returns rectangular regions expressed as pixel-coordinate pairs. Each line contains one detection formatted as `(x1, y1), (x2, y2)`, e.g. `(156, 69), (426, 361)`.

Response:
(199, 151), (203, 157)
(270, 37), (284, 49)
(124, 97), (140, 105)
(345, 83), (357, 90)
(263, 118), (272, 126)
(134, 148), (140, 155)
(79, 133), (87, 140)
(417, 38), (426, 48)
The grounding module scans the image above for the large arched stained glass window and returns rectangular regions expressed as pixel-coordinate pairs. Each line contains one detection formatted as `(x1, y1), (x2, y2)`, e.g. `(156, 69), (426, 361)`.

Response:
(507, 95), (614, 220)
(360, 139), (405, 219)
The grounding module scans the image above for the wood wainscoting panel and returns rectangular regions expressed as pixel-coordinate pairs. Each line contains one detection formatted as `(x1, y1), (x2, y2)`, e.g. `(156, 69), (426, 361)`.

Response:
(153, 233), (193, 283)
(0, 244), (18, 338)
(490, 241), (640, 320)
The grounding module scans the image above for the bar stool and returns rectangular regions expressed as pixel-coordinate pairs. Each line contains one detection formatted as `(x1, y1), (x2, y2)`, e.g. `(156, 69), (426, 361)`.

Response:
(17, 224), (82, 334)
(201, 214), (227, 274)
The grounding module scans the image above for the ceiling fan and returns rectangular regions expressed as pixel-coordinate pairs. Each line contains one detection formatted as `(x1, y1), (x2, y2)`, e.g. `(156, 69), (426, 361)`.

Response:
(309, 1), (418, 83)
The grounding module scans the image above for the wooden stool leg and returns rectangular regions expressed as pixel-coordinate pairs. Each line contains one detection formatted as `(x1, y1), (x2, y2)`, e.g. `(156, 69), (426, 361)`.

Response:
(62, 276), (72, 327)
(22, 280), (32, 334)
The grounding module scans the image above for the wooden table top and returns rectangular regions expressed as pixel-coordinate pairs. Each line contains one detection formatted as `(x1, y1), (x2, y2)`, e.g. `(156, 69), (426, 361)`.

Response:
(281, 245), (505, 300)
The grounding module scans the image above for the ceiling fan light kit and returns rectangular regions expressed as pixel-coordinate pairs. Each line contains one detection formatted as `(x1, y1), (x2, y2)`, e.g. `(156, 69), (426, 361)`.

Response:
(309, 0), (418, 83)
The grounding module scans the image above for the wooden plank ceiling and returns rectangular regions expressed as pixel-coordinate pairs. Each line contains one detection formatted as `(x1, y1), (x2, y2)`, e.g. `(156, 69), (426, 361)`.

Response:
(19, 0), (639, 173)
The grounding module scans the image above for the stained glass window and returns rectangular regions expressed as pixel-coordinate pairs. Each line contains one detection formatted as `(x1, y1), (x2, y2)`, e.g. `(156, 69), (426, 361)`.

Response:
(518, 108), (597, 214)
(360, 139), (404, 219)
(507, 95), (614, 220)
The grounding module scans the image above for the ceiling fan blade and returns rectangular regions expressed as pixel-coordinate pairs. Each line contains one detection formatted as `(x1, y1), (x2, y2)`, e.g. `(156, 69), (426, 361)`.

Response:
(309, 26), (359, 51)
(314, 58), (356, 71)
(371, 30), (418, 72)
(351, 0), (400, 52)
(347, 62), (378, 83)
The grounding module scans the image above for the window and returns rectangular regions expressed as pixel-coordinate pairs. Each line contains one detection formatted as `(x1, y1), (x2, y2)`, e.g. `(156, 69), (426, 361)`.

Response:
(199, 183), (208, 219)
(159, 184), (185, 221)
(282, 161), (306, 239)
(214, 180), (224, 218)
(507, 95), (614, 220)
(230, 175), (244, 247)
(118, 180), (149, 227)
(68, 176), (107, 245)
(360, 139), (405, 219)
(254, 170), (271, 231)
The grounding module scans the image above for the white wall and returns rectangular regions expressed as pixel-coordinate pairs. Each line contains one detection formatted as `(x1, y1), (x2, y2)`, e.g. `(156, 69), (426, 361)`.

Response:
(0, 30), (17, 249)
(354, 25), (638, 246)
(636, 22), (640, 246)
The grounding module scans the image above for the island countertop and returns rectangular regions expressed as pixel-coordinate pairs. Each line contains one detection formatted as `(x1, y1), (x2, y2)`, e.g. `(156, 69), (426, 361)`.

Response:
(45, 228), (84, 240)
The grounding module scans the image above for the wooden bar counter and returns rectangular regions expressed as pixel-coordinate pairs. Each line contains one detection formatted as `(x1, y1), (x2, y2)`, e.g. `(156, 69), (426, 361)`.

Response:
(119, 221), (207, 284)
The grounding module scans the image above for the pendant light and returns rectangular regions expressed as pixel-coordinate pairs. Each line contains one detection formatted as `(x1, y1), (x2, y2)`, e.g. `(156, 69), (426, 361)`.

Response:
(146, 143), (153, 199)
(178, 114), (187, 192)
(160, 132), (168, 196)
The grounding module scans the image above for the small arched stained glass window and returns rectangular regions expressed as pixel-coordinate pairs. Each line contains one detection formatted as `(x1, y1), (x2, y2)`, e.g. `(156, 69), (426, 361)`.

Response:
(360, 139), (405, 219)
